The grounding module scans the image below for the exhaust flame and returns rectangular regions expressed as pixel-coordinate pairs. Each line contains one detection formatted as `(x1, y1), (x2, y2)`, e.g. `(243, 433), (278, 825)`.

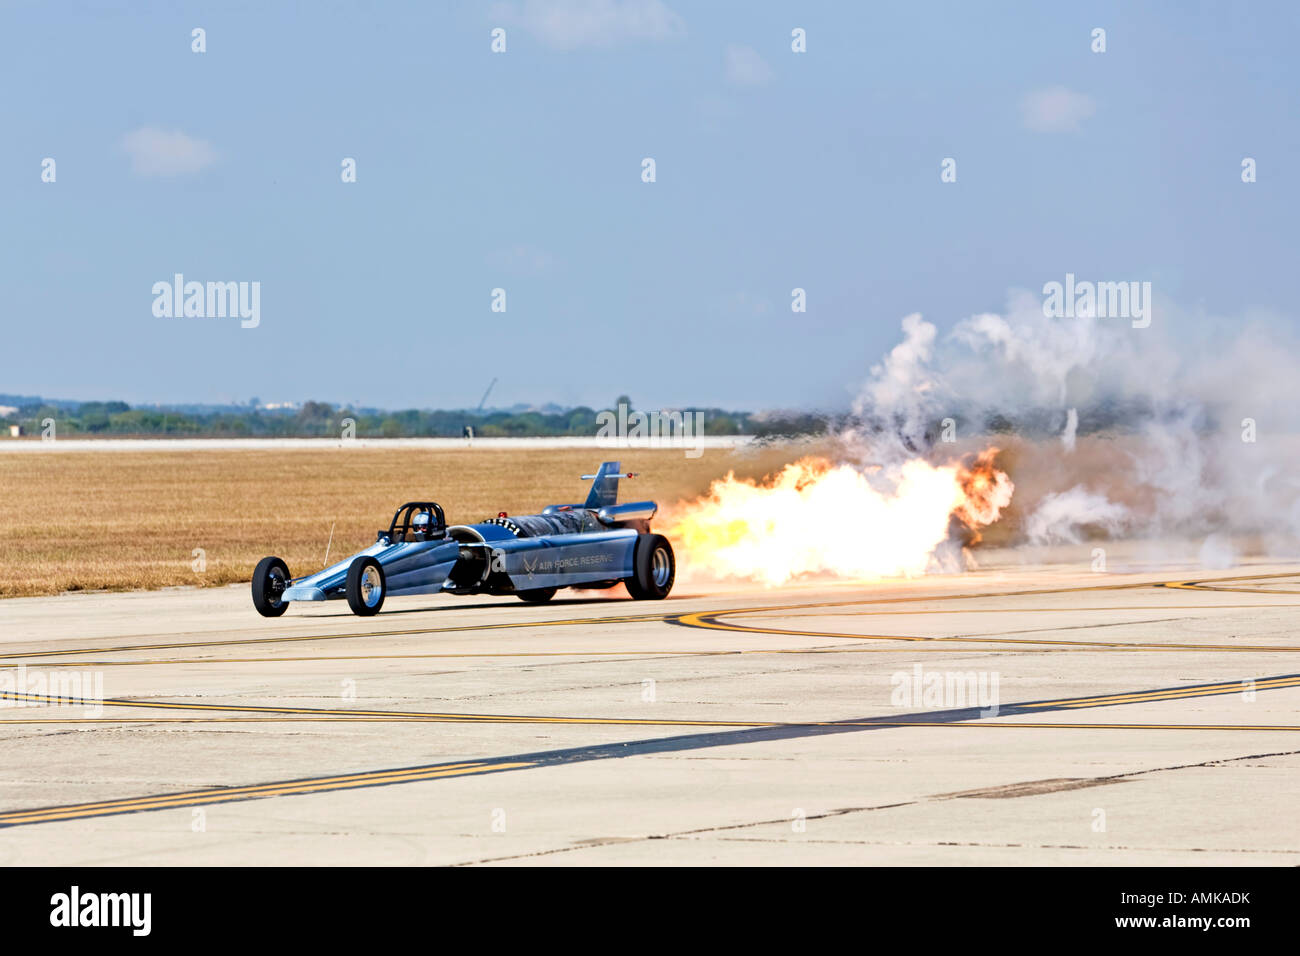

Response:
(666, 450), (1013, 587)
(953, 448), (1013, 544)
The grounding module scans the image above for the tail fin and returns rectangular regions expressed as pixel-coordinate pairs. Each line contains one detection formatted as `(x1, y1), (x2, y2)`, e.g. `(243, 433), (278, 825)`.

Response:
(583, 461), (624, 509)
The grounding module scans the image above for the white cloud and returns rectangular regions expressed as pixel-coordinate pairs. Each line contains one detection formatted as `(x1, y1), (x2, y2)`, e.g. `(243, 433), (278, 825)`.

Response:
(490, 0), (684, 51)
(120, 127), (217, 177)
(724, 44), (772, 88)
(1020, 86), (1096, 133)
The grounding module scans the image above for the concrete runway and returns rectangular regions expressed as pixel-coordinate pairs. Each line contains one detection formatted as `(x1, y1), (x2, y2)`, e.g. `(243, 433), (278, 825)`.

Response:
(1, 551), (1297, 865)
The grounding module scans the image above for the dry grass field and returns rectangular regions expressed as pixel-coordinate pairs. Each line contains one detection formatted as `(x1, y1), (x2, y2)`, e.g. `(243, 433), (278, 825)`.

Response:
(0, 445), (807, 598)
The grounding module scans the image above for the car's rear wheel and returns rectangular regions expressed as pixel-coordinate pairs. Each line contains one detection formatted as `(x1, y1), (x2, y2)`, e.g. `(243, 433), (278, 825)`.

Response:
(516, 587), (557, 603)
(252, 556), (291, 617)
(625, 534), (674, 600)
(346, 556), (386, 616)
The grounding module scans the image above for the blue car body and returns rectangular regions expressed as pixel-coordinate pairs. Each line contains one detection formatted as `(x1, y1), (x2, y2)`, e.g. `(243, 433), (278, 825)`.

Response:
(254, 461), (673, 616)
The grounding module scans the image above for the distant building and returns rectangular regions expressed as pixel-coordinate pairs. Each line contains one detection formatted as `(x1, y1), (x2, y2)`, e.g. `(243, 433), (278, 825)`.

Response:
(8, 424), (24, 438)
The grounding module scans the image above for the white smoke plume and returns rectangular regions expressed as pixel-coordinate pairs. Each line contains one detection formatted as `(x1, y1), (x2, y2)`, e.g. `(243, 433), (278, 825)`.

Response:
(847, 290), (1300, 560)
(1061, 408), (1078, 453)
(1024, 486), (1129, 544)
(669, 290), (1298, 587)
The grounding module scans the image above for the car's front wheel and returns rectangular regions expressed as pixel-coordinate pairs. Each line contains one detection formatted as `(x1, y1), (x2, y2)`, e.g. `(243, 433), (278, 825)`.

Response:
(252, 556), (291, 617)
(516, 587), (557, 603)
(346, 556), (386, 616)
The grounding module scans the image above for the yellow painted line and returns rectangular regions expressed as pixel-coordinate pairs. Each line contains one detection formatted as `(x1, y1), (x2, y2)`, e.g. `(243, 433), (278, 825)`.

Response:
(727, 603), (1300, 616)
(675, 610), (1299, 652)
(697, 572), (1300, 621)
(0, 762), (486, 817)
(1163, 580), (1300, 594)
(689, 572), (1300, 621)
(0, 610), (677, 662)
(0, 716), (741, 724)
(0, 762), (533, 825)
(18, 598), (1300, 667)
(0, 716), (765, 725)
(6, 569), (1295, 665)
(12, 646), (1098, 667)
(0, 717), (1295, 732)
(1, 718), (1292, 825)
(841, 721), (1300, 731)
(0, 692), (805, 727)
(1034, 680), (1300, 709)
(1022, 675), (1300, 708)
(5, 710), (1293, 827)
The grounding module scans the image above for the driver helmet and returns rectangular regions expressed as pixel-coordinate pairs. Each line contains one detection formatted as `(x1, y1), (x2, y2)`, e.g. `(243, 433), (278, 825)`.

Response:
(412, 511), (432, 536)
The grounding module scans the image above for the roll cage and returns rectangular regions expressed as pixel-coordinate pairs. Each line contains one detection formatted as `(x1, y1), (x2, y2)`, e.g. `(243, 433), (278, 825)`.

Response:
(382, 502), (447, 542)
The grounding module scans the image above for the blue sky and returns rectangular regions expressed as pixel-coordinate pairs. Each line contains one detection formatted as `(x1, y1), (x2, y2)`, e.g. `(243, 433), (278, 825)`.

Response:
(2, 1), (1297, 411)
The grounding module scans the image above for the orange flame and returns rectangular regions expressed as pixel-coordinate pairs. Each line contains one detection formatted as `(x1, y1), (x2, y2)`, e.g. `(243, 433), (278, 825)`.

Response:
(953, 447), (1013, 545)
(665, 450), (1013, 587)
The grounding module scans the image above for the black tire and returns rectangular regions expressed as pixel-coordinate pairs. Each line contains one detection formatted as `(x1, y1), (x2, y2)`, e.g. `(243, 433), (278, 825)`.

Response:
(346, 556), (386, 616)
(516, 587), (557, 603)
(625, 534), (675, 600)
(252, 556), (291, 617)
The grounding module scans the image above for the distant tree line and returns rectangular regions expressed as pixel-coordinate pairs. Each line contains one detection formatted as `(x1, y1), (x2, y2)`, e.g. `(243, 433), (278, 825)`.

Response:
(0, 398), (833, 439)
(2, 394), (1176, 442)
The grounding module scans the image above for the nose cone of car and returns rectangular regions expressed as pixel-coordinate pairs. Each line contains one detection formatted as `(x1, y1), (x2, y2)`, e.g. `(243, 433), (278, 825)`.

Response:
(280, 585), (327, 602)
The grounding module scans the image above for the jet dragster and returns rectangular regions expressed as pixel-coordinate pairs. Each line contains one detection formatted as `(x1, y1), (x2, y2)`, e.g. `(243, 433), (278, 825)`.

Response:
(251, 461), (675, 617)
